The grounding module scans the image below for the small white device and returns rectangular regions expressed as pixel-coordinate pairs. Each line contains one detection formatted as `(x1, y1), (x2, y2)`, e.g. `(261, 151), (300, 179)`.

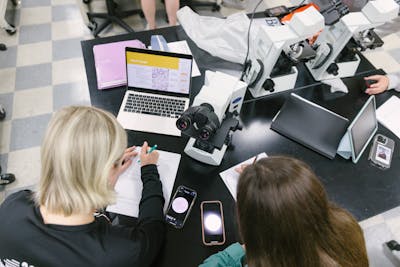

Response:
(368, 134), (395, 169)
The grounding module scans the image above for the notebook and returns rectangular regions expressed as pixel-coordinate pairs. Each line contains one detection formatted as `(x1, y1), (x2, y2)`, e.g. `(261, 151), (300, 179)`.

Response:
(219, 153), (268, 201)
(106, 147), (181, 218)
(117, 47), (192, 136)
(271, 93), (349, 159)
(376, 95), (400, 139)
(93, 40), (145, 90)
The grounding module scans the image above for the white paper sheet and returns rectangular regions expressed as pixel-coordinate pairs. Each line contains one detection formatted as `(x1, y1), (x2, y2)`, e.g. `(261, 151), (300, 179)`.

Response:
(106, 148), (181, 218)
(168, 41), (201, 77)
(219, 153), (268, 201)
(377, 95), (400, 139)
(149, 40), (201, 77)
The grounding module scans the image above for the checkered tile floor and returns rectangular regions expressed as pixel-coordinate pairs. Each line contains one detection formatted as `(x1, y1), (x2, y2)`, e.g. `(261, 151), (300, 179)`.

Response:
(0, 0), (399, 265)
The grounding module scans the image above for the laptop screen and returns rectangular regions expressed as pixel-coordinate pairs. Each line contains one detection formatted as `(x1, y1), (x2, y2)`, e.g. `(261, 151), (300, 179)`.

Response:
(126, 48), (192, 95)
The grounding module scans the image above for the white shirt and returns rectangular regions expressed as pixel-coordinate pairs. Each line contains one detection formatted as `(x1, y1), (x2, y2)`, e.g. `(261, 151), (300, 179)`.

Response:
(387, 73), (400, 91)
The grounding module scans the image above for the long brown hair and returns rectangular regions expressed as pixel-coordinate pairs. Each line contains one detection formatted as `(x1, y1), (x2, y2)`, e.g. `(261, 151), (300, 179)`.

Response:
(237, 156), (368, 267)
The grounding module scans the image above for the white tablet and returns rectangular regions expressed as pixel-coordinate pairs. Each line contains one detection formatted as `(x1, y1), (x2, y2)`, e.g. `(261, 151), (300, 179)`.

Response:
(337, 95), (378, 163)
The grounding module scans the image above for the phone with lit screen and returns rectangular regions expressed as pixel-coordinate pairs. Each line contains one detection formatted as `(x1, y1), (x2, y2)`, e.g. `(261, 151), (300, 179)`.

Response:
(201, 200), (225, 246)
(165, 185), (197, 229)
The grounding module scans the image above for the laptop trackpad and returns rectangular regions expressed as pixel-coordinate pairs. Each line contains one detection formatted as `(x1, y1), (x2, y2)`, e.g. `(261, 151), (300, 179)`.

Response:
(117, 113), (181, 137)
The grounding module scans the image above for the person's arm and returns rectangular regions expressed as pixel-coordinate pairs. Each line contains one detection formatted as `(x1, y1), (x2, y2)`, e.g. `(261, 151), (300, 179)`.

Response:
(387, 73), (400, 92)
(364, 73), (400, 95)
(133, 143), (165, 266)
(199, 243), (245, 267)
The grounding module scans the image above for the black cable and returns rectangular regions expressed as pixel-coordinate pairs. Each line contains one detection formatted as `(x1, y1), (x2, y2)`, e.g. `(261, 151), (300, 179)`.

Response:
(241, 0), (264, 80)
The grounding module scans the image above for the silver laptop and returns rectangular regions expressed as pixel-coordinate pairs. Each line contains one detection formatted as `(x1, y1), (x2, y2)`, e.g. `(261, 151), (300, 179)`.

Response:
(117, 47), (192, 136)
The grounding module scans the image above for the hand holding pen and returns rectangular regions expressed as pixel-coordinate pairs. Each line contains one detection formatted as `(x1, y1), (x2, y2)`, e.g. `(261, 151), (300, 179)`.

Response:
(138, 141), (159, 166)
(234, 155), (258, 174)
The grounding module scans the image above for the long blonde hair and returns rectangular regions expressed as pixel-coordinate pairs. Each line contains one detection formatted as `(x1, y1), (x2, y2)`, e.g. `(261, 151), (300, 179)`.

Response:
(36, 106), (127, 216)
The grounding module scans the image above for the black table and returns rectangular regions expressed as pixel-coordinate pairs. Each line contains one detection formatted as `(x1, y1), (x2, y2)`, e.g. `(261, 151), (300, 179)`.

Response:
(81, 26), (400, 267)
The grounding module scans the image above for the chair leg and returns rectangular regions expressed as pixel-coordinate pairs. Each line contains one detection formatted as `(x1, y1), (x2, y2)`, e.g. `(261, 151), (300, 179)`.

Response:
(93, 19), (112, 37)
(87, 12), (110, 19)
(86, 0), (141, 36)
(118, 10), (142, 19)
(111, 17), (134, 33)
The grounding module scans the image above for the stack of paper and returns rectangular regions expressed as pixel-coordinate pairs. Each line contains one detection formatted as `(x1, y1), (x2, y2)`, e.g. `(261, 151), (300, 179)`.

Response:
(376, 96), (400, 139)
(106, 148), (181, 218)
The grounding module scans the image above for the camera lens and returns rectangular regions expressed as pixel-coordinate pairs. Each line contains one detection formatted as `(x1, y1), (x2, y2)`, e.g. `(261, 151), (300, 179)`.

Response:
(176, 116), (191, 131)
(377, 135), (386, 143)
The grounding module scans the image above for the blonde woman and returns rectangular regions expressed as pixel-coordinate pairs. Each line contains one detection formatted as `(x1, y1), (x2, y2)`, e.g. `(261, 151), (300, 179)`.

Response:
(0, 106), (164, 267)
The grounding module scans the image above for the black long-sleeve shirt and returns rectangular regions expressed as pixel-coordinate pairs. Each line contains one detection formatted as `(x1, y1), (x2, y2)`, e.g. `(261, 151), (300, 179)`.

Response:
(0, 165), (165, 267)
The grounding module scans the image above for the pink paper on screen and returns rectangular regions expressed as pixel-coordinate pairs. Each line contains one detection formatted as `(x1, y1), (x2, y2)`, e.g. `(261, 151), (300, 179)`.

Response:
(93, 40), (146, 90)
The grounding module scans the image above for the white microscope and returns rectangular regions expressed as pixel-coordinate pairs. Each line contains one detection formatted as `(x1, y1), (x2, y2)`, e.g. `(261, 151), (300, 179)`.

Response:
(305, 0), (399, 81)
(176, 71), (247, 166)
(242, 6), (325, 98)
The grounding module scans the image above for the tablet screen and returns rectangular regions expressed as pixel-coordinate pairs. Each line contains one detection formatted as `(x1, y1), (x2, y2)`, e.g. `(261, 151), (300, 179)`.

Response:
(349, 96), (377, 162)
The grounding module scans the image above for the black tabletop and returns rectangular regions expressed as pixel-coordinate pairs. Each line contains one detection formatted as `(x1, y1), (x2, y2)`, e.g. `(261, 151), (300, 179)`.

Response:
(81, 26), (400, 267)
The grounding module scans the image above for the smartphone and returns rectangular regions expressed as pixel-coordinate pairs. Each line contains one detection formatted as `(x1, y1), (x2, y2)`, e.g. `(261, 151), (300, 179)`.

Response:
(368, 134), (395, 169)
(165, 185), (197, 229)
(264, 5), (289, 17)
(201, 201), (225, 246)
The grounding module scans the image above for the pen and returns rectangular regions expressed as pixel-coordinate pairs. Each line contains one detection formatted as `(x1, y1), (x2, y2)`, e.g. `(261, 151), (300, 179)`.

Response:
(137, 144), (158, 163)
(252, 155), (258, 165)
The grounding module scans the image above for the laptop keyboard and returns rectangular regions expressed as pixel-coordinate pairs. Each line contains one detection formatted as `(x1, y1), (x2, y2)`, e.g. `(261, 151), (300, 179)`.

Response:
(124, 93), (186, 118)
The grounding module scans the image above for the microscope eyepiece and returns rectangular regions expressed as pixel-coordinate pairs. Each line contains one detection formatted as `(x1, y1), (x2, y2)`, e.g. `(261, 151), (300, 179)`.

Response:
(176, 116), (191, 131)
(176, 103), (220, 140)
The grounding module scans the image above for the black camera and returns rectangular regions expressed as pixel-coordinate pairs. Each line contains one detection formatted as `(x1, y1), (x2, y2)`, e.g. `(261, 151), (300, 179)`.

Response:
(176, 103), (220, 140)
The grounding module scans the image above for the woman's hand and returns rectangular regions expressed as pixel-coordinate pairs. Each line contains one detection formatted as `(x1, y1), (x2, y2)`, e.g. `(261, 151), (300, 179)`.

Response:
(234, 164), (250, 174)
(140, 141), (159, 167)
(109, 146), (138, 187)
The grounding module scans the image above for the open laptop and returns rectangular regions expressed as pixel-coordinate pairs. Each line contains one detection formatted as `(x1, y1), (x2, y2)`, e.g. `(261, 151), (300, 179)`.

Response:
(337, 95), (378, 163)
(117, 47), (193, 136)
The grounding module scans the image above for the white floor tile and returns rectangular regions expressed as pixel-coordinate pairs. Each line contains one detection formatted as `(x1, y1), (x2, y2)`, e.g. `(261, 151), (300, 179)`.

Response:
(381, 34), (400, 51)
(0, 28), (19, 47)
(16, 41), (52, 67)
(51, 19), (90, 40)
(52, 0), (76, 5)
(52, 58), (86, 85)
(0, 68), (16, 94)
(20, 6), (51, 25)
(0, 120), (11, 154)
(12, 86), (53, 119)
(6, 146), (41, 191)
